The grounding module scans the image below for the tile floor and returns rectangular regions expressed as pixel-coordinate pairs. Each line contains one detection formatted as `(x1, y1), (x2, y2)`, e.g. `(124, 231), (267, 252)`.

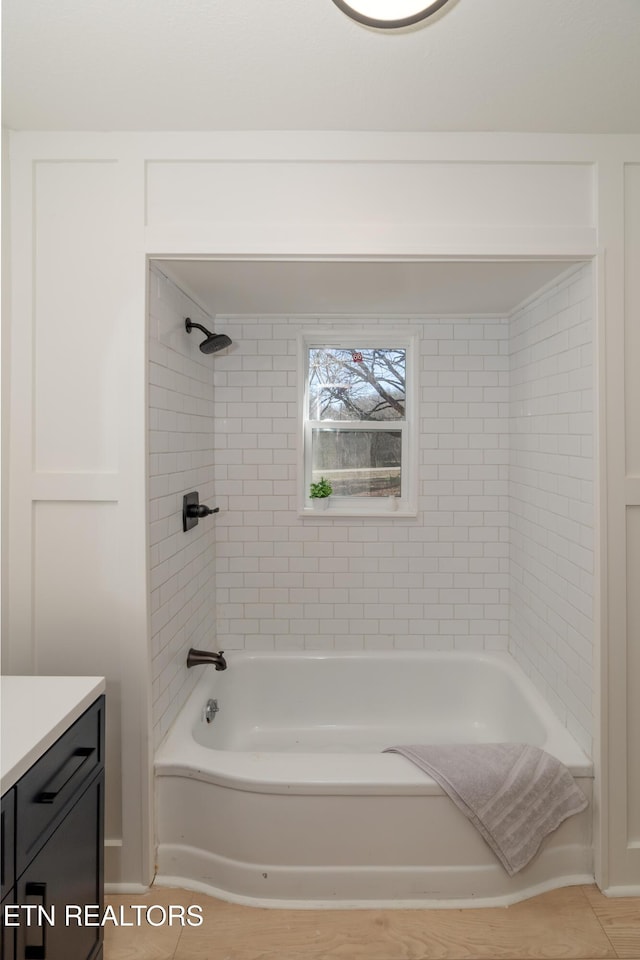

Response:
(103, 883), (640, 960)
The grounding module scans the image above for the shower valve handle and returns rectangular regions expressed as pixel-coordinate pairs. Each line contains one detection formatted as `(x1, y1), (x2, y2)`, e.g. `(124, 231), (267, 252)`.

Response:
(186, 503), (219, 519)
(183, 491), (219, 532)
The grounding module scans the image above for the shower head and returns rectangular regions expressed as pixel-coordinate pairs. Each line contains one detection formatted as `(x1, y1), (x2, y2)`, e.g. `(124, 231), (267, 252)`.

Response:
(198, 331), (233, 354)
(185, 318), (232, 355)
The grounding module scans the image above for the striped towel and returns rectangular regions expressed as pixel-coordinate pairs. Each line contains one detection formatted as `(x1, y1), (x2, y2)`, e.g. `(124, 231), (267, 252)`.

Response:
(383, 743), (588, 875)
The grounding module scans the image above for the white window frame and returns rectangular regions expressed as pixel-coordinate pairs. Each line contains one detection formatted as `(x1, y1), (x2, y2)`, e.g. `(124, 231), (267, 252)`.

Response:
(298, 328), (418, 517)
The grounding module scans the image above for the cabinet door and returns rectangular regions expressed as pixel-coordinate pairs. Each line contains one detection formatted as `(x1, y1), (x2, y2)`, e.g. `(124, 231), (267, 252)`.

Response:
(16, 772), (103, 960)
(1, 890), (17, 960)
(1, 788), (16, 960)
(1, 790), (15, 901)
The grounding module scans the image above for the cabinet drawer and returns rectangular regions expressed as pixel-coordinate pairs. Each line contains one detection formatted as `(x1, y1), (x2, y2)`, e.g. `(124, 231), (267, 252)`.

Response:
(16, 697), (104, 875)
(1, 788), (15, 900)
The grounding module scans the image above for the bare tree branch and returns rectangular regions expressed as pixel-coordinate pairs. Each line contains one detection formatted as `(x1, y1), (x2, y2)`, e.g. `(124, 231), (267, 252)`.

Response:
(309, 347), (406, 420)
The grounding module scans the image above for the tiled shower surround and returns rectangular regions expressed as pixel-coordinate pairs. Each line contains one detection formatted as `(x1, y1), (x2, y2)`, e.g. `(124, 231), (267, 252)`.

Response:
(509, 265), (594, 751)
(149, 263), (594, 754)
(213, 318), (511, 653)
(148, 267), (217, 747)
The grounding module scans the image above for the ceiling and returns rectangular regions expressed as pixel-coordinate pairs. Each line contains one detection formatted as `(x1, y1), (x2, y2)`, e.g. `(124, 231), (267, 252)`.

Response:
(155, 258), (583, 317)
(3, 0), (640, 133)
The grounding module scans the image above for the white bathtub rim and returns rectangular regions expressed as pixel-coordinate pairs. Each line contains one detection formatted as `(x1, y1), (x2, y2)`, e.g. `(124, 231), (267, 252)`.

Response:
(155, 755), (594, 796)
(155, 754), (444, 795)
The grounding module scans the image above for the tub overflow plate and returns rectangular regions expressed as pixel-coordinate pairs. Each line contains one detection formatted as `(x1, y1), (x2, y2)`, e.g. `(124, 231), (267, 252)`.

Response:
(205, 699), (219, 723)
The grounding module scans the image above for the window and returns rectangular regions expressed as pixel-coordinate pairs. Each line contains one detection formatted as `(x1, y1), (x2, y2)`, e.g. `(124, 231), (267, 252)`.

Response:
(299, 329), (417, 515)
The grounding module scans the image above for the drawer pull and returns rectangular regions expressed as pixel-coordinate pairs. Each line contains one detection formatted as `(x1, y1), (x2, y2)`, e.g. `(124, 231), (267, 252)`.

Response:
(35, 748), (95, 804)
(24, 882), (47, 959)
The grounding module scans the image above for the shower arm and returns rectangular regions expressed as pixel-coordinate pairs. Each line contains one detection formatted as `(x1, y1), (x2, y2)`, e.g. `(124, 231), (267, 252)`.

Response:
(185, 319), (211, 337)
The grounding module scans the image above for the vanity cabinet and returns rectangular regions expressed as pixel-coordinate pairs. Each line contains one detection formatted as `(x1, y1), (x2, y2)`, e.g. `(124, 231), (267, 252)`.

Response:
(1, 695), (104, 960)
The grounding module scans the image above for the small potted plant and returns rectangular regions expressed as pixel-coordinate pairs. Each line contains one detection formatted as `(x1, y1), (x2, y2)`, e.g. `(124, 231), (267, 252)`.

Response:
(309, 476), (333, 509)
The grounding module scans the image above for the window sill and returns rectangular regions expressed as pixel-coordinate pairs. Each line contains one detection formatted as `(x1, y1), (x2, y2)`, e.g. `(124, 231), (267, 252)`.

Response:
(300, 500), (416, 519)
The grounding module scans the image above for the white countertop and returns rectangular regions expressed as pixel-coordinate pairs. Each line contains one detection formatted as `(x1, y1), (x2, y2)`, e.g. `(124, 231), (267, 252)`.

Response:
(1, 676), (106, 794)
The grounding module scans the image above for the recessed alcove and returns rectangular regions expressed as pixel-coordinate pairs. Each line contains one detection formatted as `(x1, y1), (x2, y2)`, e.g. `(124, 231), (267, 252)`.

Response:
(148, 255), (594, 756)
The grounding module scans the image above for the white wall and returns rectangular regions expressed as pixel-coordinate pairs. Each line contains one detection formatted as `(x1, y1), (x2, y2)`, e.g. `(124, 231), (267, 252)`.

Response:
(604, 158), (640, 892)
(213, 314), (509, 653)
(1, 130), (11, 667)
(148, 266), (217, 748)
(509, 265), (594, 754)
(6, 145), (150, 886)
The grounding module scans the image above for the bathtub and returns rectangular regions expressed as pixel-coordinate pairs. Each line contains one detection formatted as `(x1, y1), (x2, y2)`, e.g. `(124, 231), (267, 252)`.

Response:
(155, 651), (593, 908)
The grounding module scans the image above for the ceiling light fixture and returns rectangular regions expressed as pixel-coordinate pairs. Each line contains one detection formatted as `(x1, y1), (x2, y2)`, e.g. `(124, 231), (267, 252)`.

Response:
(332, 0), (452, 29)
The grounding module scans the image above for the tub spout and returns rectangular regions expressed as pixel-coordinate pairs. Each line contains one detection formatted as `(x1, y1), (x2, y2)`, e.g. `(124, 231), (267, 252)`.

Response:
(187, 648), (227, 671)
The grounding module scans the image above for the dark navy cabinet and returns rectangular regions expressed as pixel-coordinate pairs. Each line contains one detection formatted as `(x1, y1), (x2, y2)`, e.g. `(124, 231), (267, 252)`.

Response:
(1, 787), (16, 959)
(1, 696), (104, 960)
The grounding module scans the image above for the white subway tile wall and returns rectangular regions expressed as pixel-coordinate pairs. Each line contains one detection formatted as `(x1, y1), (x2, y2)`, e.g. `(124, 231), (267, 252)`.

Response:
(213, 316), (511, 655)
(509, 264), (594, 753)
(149, 267), (217, 748)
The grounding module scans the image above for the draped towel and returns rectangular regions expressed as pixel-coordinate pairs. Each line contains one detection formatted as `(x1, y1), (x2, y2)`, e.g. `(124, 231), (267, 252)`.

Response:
(383, 743), (588, 875)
